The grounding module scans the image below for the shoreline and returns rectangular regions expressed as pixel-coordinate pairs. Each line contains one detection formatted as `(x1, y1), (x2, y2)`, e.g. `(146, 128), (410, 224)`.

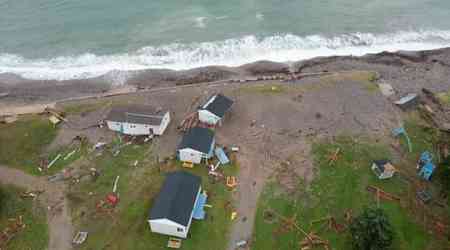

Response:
(1, 47), (450, 110)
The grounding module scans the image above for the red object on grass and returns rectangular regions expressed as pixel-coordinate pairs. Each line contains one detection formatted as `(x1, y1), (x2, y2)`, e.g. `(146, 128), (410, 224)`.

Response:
(106, 193), (119, 206)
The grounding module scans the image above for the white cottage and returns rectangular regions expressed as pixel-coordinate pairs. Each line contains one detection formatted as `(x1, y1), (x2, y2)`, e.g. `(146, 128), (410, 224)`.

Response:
(177, 127), (215, 164)
(198, 94), (234, 126)
(149, 171), (201, 238)
(105, 105), (170, 136)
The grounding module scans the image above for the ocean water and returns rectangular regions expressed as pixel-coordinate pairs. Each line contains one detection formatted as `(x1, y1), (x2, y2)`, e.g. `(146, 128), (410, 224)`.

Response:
(1, 0), (450, 80)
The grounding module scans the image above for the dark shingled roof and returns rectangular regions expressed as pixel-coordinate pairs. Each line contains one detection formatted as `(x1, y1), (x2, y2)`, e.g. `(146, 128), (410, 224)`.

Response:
(373, 160), (390, 172)
(177, 127), (214, 154)
(105, 105), (166, 126)
(149, 171), (201, 226)
(201, 94), (233, 118)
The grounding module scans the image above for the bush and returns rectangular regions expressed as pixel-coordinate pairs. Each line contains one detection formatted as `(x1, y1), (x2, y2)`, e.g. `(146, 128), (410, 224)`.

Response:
(349, 207), (394, 250)
(438, 157), (450, 191)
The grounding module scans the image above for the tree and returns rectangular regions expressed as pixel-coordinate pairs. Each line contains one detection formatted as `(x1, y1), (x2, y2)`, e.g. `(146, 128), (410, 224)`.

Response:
(349, 207), (394, 250)
(438, 156), (450, 191)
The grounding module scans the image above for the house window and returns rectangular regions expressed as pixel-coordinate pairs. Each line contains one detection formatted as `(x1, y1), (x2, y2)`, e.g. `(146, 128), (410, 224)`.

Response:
(177, 227), (184, 232)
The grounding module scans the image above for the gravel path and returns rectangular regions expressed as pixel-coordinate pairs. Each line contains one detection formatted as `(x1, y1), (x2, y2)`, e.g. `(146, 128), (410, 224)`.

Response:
(0, 165), (73, 250)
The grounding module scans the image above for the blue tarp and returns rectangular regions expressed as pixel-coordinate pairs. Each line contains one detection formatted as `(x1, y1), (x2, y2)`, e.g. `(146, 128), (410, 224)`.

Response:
(418, 151), (435, 181)
(215, 147), (230, 165)
(193, 192), (207, 220)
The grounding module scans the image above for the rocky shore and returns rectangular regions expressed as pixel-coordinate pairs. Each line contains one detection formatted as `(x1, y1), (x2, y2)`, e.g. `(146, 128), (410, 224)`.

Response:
(1, 47), (450, 106)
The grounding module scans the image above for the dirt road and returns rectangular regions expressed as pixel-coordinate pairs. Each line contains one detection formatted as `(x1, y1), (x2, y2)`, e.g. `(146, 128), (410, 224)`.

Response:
(0, 165), (73, 250)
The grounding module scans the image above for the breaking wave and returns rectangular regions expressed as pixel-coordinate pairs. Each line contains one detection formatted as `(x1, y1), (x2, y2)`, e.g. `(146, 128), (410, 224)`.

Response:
(1, 29), (450, 81)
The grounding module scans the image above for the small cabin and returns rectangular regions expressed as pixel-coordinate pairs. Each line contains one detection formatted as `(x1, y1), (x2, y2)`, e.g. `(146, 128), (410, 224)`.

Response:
(198, 94), (233, 126)
(177, 127), (215, 164)
(149, 171), (201, 238)
(105, 105), (170, 136)
(371, 160), (396, 179)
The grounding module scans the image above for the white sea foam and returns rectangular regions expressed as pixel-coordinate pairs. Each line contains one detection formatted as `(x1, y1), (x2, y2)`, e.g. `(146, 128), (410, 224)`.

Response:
(256, 13), (264, 21)
(1, 30), (450, 82)
(194, 17), (207, 28)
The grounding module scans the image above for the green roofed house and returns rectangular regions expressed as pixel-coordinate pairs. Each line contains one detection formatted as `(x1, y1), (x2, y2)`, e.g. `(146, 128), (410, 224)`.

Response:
(148, 171), (202, 238)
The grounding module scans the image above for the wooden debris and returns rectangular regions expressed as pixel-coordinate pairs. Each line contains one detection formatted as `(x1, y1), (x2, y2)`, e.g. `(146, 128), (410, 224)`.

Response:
(182, 162), (194, 169)
(47, 153), (62, 169)
(366, 185), (401, 202)
(167, 237), (182, 248)
(178, 112), (199, 132)
(328, 148), (341, 166)
(112, 176), (120, 193)
(20, 190), (44, 199)
(310, 216), (345, 233)
(300, 233), (331, 250)
(63, 149), (77, 161)
(0, 216), (26, 249)
(226, 176), (238, 188)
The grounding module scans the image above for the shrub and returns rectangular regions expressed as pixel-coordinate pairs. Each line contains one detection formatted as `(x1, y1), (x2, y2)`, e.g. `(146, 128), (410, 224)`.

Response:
(349, 207), (394, 250)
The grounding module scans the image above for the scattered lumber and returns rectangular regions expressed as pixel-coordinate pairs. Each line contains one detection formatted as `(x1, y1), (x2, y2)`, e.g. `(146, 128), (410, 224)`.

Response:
(178, 112), (199, 132)
(366, 185), (401, 202)
(167, 237), (182, 248)
(300, 233), (331, 250)
(310, 216), (345, 233)
(226, 176), (238, 188)
(0, 216), (26, 249)
(328, 148), (341, 166)
(47, 153), (62, 169)
(267, 208), (312, 242)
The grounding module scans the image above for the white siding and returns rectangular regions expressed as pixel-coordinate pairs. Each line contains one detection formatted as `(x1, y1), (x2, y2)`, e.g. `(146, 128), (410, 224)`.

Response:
(179, 148), (203, 164)
(106, 112), (171, 136)
(154, 112), (171, 135)
(148, 186), (201, 238)
(198, 110), (221, 125)
(106, 121), (150, 135)
(148, 219), (187, 238)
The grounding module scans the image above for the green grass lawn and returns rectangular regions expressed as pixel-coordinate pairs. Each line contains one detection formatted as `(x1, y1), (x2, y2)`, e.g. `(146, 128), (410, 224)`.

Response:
(61, 100), (111, 115)
(68, 140), (237, 250)
(0, 184), (48, 250)
(399, 114), (439, 162)
(0, 115), (58, 174)
(252, 136), (439, 250)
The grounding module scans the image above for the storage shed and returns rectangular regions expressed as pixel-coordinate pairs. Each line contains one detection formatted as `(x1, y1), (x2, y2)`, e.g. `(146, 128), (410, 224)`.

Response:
(177, 127), (215, 164)
(148, 171), (201, 238)
(105, 105), (170, 136)
(198, 94), (233, 126)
